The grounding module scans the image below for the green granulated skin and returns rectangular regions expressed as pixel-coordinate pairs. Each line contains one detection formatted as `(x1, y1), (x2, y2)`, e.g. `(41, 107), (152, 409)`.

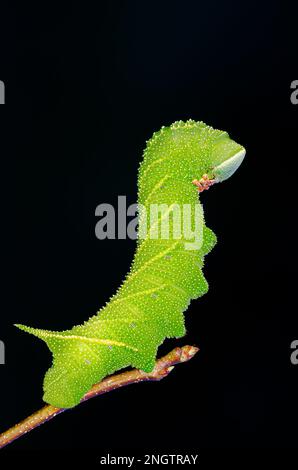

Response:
(16, 120), (245, 408)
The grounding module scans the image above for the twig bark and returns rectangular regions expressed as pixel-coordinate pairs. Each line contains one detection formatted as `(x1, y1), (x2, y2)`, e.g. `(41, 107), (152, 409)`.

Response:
(0, 345), (198, 450)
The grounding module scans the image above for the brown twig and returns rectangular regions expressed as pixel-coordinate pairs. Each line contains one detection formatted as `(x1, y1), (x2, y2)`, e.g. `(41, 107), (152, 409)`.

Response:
(0, 345), (198, 450)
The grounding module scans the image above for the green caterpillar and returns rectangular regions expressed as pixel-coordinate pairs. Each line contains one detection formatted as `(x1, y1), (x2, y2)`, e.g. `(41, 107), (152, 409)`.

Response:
(17, 120), (245, 408)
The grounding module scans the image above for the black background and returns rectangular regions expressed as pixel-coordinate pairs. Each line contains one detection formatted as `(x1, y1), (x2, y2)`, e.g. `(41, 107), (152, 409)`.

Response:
(0, 0), (297, 463)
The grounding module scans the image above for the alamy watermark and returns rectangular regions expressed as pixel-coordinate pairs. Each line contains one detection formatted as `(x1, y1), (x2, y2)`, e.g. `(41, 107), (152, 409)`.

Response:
(95, 196), (203, 250)
(290, 340), (298, 365)
(0, 80), (5, 104)
(290, 80), (298, 105)
(0, 340), (5, 365)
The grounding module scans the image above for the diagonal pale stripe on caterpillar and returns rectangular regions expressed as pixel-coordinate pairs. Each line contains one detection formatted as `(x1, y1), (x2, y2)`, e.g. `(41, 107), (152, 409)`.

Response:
(139, 156), (170, 180)
(129, 240), (181, 277)
(16, 120), (245, 408)
(15, 325), (139, 352)
(110, 285), (168, 305)
(142, 174), (171, 207)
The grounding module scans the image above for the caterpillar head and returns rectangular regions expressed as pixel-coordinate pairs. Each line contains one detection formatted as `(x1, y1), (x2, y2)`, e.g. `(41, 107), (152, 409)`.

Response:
(165, 120), (246, 189)
(208, 134), (246, 183)
(189, 123), (246, 188)
(192, 136), (246, 192)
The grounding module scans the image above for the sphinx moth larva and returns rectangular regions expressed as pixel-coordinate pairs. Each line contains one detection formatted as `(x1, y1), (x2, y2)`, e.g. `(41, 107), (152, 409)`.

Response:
(16, 120), (245, 408)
